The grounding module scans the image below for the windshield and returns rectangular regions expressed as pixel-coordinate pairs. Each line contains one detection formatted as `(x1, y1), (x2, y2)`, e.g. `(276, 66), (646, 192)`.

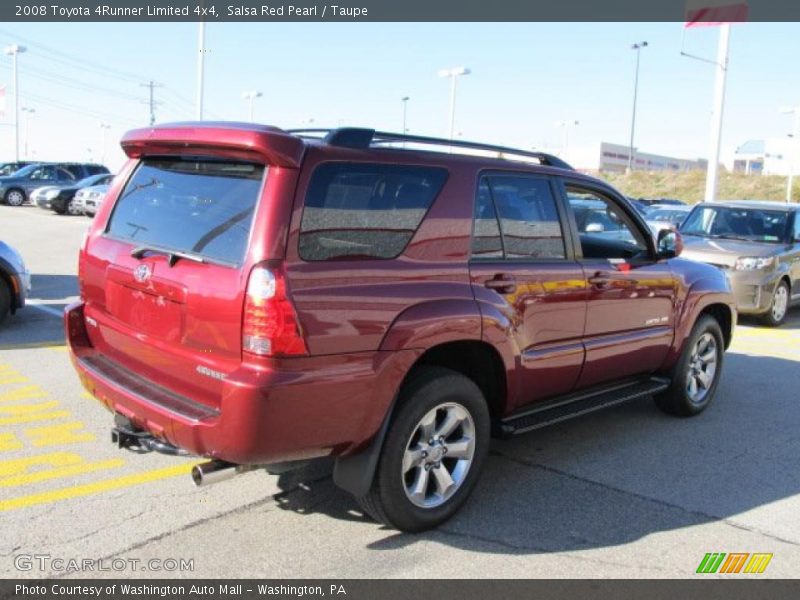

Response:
(76, 174), (108, 187)
(5, 164), (38, 178)
(106, 158), (265, 266)
(680, 206), (790, 243)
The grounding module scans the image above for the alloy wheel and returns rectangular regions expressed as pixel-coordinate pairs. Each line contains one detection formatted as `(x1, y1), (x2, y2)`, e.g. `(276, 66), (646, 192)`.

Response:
(686, 332), (718, 404)
(772, 284), (789, 323)
(6, 190), (24, 206)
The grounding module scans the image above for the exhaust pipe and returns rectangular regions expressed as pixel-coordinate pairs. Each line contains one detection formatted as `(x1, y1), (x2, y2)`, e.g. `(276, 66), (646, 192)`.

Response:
(192, 460), (253, 487)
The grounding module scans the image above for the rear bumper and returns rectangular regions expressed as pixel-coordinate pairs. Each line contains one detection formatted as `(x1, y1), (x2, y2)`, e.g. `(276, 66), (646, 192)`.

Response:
(65, 301), (418, 465)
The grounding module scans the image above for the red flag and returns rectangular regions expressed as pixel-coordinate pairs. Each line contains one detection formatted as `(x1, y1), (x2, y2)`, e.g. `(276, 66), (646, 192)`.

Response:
(685, 0), (748, 26)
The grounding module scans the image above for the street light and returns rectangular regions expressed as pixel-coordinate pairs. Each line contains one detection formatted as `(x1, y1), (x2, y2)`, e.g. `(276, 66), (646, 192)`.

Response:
(242, 90), (263, 121)
(554, 119), (579, 155)
(438, 66), (471, 140)
(401, 96), (410, 134)
(100, 123), (111, 165)
(628, 41), (648, 172)
(780, 106), (800, 203)
(4, 44), (27, 162)
(21, 107), (35, 160)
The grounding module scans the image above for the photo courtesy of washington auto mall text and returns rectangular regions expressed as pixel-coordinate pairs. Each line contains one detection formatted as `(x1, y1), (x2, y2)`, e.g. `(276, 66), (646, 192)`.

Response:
(3, 0), (800, 599)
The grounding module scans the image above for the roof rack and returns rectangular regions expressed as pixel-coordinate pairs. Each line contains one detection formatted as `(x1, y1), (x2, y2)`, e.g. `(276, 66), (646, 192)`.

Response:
(284, 127), (574, 170)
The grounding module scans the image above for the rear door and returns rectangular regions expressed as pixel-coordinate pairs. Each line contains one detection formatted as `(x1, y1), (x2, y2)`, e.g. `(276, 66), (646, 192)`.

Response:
(560, 180), (677, 388)
(469, 172), (587, 410)
(81, 157), (267, 408)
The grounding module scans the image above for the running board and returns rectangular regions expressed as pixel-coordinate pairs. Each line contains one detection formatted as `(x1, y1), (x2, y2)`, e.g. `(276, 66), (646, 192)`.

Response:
(498, 377), (670, 437)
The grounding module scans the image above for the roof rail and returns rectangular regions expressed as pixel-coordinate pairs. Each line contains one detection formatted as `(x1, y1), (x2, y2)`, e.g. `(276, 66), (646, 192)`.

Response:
(284, 127), (574, 170)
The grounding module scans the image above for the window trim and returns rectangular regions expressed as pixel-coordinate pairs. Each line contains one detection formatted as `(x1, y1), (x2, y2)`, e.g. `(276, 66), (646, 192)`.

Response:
(470, 170), (575, 263)
(556, 177), (656, 262)
(297, 161), (449, 263)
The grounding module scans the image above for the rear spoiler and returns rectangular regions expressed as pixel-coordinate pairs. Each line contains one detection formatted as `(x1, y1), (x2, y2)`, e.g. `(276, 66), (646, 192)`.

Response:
(121, 122), (306, 168)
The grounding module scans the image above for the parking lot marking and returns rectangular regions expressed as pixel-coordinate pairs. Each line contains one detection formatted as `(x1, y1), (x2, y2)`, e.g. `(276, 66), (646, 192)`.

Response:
(25, 422), (95, 446)
(0, 384), (48, 403)
(0, 433), (23, 452)
(27, 303), (65, 319)
(0, 452), (125, 487)
(0, 411), (72, 425)
(0, 400), (61, 416)
(0, 341), (66, 351)
(0, 462), (194, 512)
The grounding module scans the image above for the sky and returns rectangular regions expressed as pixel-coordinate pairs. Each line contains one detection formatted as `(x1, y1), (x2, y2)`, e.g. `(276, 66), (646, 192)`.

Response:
(1, 21), (799, 172)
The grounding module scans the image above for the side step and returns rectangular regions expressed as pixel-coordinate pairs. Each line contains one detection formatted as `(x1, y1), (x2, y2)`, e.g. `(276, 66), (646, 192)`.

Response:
(498, 377), (670, 437)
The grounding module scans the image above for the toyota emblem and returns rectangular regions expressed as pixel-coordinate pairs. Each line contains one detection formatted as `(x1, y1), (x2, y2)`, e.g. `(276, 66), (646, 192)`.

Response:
(134, 264), (152, 283)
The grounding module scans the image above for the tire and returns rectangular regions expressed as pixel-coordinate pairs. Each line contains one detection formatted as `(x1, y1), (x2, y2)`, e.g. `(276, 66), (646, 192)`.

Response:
(67, 200), (82, 216)
(357, 366), (490, 532)
(0, 278), (11, 324)
(760, 280), (790, 327)
(4, 188), (26, 207)
(52, 202), (66, 215)
(655, 315), (724, 417)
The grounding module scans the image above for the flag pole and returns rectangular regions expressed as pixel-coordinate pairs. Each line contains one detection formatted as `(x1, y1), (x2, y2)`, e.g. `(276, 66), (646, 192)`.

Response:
(704, 23), (731, 202)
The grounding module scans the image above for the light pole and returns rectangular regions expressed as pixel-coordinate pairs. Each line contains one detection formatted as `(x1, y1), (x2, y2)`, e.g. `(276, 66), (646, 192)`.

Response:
(438, 66), (471, 140)
(242, 91), (263, 121)
(780, 106), (800, 203)
(554, 120), (579, 155)
(401, 96), (410, 133)
(4, 44), (27, 162)
(627, 41), (648, 172)
(100, 123), (111, 165)
(21, 107), (35, 160)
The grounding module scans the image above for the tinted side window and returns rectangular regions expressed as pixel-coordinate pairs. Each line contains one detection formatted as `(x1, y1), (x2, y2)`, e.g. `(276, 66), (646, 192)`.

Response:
(299, 163), (447, 261)
(487, 175), (566, 259)
(471, 179), (503, 258)
(793, 213), (800, 241)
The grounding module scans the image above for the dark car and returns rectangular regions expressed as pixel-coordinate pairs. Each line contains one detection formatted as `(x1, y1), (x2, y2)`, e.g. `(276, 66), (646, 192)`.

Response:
(0, 161), (35, 177)
(680, 201), (800, 326)
(67, 123), (736, 532)
(45, 173), (114, 215)
(0, 162), (109, 206)
(638, 197), (687, 208)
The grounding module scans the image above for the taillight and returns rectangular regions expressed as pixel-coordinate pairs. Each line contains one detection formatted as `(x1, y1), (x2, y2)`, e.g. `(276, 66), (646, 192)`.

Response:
(243, 264), (307, 357)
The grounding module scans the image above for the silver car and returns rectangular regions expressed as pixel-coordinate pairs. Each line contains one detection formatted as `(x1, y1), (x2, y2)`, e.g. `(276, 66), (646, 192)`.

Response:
(74, 183), (109, 217)
(679, 201), (800, 326)
(0, 240), (31, 323)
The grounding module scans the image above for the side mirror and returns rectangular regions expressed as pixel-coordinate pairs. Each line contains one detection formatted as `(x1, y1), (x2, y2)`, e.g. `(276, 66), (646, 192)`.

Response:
(657, 228), (683, 259)
(586, 223), (605, 233)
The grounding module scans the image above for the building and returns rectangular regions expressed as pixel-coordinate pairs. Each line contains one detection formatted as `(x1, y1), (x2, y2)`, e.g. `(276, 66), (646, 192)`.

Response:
(726, 138), (796, 176)
(550, 141), (706, 174)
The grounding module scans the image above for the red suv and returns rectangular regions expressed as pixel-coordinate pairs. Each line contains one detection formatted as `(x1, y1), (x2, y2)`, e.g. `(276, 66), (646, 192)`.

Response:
(67, 123), (736, 531)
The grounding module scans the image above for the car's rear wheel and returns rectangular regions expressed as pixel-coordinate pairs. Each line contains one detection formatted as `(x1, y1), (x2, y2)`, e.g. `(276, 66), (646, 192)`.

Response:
(357, 366), (490, 532)
(655, 315), (724, 417)
(4, 188), (25, 207)
(0, 278), (11, 324)
(761, 280), (790, 327)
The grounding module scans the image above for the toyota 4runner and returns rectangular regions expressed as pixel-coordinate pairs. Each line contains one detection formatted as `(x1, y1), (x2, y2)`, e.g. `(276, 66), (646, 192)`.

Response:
(67, 123), (736, 531)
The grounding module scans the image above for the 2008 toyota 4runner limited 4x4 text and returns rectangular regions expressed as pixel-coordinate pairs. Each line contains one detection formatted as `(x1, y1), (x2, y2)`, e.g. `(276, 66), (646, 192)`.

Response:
(67, 123), (736, 531)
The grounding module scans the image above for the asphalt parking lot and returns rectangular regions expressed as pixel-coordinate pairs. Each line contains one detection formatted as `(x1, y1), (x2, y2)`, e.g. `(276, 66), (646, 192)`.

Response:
(2, 203), (799, 579)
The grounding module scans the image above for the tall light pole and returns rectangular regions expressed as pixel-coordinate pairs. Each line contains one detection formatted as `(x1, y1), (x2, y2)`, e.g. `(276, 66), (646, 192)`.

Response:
(627, 41), (648, 172)
(242, 91), (262, 121)
(4, 44), (27, 162)
(401, 96), (410, 133)
(438, 66), (471, 140)
(196, 21), (206, 120)
(21, 107), (35, 160)
(555, 119), (579, 155)
(704, 25), (731, 203)
(100, 123), (111, 165)
(780, 106), (800, 203)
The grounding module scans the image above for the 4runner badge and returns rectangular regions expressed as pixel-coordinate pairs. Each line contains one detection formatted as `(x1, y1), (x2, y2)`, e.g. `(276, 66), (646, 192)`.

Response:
(134, 264), (152, 283)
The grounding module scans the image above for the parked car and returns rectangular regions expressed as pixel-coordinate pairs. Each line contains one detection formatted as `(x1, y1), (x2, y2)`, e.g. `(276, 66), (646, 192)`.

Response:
(0, 161), (35, 177)
(680, 200), (800, 326)
(627, 197), (651, 215)
(638, 197), (687, 208)
(0, 240), (30, 324)
(74, 183), (110, 217)
(47, 174), (114, 215)
(646, 205), (692, 235)
(67, 123), (736, 532)
(0, 163), (109, 206)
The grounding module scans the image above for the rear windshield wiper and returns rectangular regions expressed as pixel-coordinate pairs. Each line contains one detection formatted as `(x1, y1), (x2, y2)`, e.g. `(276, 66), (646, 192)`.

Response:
(130, 245), (206, 267)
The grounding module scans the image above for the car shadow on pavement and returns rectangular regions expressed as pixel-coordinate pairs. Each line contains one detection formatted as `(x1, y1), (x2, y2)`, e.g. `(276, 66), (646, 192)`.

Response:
(29, 273), (78, 301)
(271, 351), (800, 554)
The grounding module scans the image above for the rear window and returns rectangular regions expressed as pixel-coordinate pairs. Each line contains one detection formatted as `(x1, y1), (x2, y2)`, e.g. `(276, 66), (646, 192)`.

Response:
(107, 158), (265, 266)
(299, 163), (447, 261)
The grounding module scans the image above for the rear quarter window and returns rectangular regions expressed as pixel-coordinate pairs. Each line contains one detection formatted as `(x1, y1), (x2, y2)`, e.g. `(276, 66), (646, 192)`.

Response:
(106, 158), (265, 266)
(299, 163), (447, 261)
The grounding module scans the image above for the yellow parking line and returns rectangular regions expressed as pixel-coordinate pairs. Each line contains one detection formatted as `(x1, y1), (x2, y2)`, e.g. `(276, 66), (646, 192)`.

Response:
(0, 463), (195, 512)
(0, 341), (66, 351)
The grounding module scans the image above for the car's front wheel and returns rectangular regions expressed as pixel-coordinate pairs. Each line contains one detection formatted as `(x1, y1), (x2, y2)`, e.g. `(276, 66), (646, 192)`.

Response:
(655, 315), (724, 417)
(67, 200), (82, 216)
(4, 188), (26, 207)
(357, 366), (490, 532)
(761, 280), (790, 327)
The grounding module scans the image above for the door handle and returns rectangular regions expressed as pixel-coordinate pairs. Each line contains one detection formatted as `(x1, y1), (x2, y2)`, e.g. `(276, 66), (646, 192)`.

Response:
(484, 274), (517, 294)
(588, 272), (611, 288)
